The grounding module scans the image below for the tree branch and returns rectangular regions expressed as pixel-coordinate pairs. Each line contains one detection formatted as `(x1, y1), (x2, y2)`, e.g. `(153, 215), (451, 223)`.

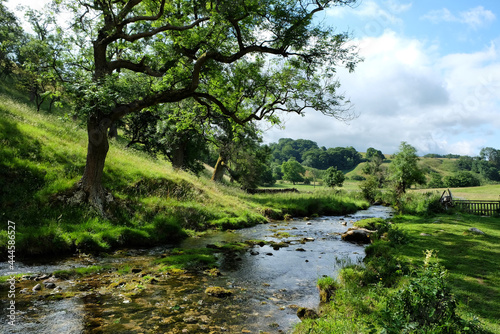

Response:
(108, 58), (164, 76)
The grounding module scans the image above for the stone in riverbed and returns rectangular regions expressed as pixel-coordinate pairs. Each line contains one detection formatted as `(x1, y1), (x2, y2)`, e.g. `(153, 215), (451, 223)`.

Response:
(205, 286), (232, 298)
(341, 228), (375, 244)
(44, 282), (57, 289)
(296, 307), (319, 320)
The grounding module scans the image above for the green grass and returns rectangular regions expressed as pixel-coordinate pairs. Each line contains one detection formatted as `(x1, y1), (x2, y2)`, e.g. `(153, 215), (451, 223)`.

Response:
(294, 213), (500, 333)
(0, 88), (368, 258)
(392, 214), (500, 332)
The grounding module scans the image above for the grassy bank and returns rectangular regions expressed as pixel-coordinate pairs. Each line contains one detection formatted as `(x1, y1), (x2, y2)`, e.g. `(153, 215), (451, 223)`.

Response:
(0, 93), (368, 258)
(294, 212), (500, 333)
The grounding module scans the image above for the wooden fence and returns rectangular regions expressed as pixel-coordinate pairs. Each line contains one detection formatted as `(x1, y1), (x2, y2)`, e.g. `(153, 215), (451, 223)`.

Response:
(454, 200), (500, 216)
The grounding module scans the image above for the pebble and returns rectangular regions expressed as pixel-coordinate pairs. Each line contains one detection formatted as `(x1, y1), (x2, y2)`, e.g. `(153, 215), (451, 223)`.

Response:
(44, 282), (57, 289)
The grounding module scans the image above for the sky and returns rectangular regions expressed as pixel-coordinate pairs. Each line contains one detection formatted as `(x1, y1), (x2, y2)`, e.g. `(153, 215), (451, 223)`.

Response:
(262, 0), (500, 156)
(6, 0), (500, 156)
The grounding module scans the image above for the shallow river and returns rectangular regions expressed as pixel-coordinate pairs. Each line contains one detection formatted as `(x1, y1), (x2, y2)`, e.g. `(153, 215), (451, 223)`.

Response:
(1, 206), (393, 334)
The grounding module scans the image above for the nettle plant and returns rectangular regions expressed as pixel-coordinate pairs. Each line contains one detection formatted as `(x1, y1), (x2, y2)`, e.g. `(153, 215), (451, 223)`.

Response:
(381, 250), (483, 334)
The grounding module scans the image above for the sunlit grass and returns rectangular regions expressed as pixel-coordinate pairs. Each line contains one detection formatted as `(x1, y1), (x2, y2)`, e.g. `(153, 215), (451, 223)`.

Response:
(392, 214), (500, 332)
(0, 90), (368, 257)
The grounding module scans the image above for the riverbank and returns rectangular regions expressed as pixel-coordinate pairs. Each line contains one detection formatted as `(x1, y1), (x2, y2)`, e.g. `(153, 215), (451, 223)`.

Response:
(294, 212), (500, 333)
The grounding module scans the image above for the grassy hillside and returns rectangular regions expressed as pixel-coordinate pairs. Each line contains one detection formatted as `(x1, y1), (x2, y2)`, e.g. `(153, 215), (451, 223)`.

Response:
(0, 90), (368, 258)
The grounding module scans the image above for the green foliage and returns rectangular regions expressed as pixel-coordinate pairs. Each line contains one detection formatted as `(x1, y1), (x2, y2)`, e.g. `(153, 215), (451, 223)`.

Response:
(281, 158), (306, 184)
(123, 105), (208, 175)
(395, 192), (445, 216)
(428, 173), (445, 188)
(270, 138), (362, 171)
(0, 1), (25, 76)
(230, 140), (276, 189)
(366, 147), (385, 161)
(323, 166), (345, 188)
(454, 151), (500, 183)
(317, 276), (340, 303)
(380, 251), (484, 333)
(359, 175), (382, 203)
(389, 142), (426, 195)
(444, 171), (481, 187)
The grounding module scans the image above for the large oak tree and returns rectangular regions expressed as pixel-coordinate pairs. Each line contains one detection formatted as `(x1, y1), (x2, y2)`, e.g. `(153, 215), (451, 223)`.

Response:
(54, 0), (360, 213)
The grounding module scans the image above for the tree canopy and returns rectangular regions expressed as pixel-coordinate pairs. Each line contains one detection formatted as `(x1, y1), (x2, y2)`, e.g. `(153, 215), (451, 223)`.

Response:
(42, 0), (361, 212)
(323, 166), (344, 188)
(389, 141), (425, 195)
(281, 158), (305, 184)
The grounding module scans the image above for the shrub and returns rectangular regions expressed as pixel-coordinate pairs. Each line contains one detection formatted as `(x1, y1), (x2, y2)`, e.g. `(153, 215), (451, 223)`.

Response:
(359, 175), (382, 203)
(396, 192), (444, 216)
(444, 172), (480, 188)
(380, 251), (484, 333)
(362, 243), (405, 287)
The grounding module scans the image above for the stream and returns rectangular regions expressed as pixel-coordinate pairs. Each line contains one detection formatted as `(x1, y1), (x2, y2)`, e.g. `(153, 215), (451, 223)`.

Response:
(1, 205), (393, 334)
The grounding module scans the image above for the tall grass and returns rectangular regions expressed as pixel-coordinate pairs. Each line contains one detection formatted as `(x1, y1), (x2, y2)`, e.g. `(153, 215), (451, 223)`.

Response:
(0, 91), (368, 258)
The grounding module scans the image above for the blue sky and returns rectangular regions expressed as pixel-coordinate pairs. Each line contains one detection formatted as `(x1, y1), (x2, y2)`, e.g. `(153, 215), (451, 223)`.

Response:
(7, 0), (500, 156)
(264, 0), (500, 156)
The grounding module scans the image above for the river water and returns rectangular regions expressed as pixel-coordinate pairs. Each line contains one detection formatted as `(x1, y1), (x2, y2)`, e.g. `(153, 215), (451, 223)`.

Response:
(1, 206), (393, 334)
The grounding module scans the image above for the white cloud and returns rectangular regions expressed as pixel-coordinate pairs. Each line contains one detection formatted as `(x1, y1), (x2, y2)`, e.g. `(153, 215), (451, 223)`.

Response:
(327, 0), (409, 25)
(421, 6), (496, 30)
(461, 6), (496, 29)
(385, 0), (412, 14)
(264, 31), (500, 155)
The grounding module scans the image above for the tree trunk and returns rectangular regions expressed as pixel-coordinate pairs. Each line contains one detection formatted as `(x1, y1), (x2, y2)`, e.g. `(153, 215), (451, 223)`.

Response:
(211, 154), (227, 182)
(171, 148), (185, 170)
(170, 141), (187, 170)
(78, 113), (112, 215)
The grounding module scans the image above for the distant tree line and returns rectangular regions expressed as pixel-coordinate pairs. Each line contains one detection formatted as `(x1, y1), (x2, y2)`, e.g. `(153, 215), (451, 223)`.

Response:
(423, 153), (461, 159)
(269, 138), (363, 170)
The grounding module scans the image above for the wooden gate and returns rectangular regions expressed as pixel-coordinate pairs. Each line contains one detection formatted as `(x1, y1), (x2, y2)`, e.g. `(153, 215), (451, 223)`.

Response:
(454, 200), (500, 216)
